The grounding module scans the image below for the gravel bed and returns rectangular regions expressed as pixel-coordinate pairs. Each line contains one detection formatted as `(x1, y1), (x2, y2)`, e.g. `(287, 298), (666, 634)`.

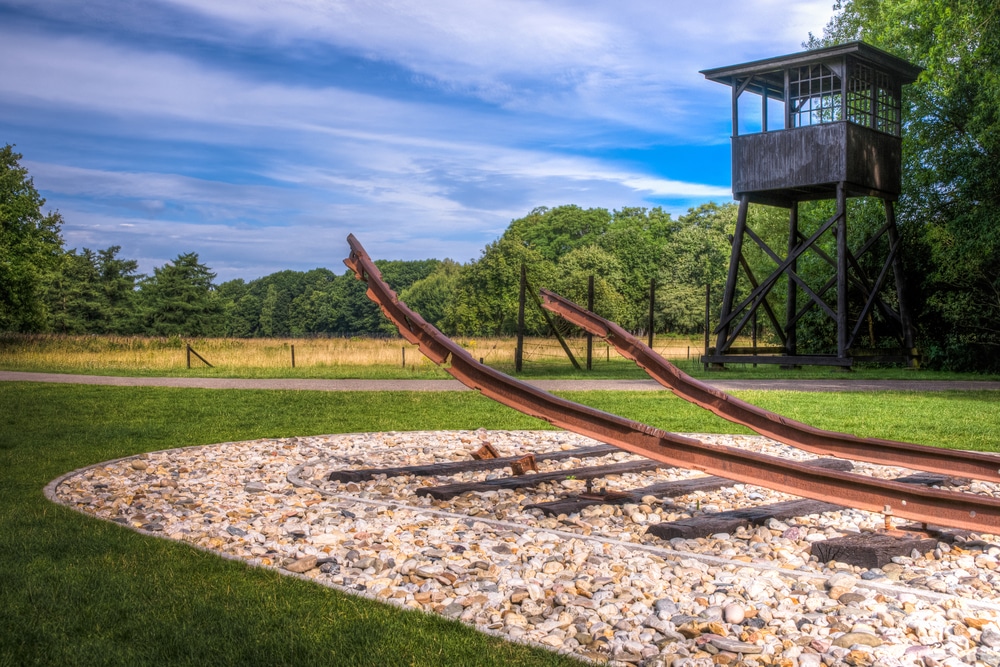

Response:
(50, 430), (1000, 667)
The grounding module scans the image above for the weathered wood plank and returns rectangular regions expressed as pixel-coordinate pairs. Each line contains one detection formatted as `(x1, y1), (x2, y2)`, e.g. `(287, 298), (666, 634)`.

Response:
(646, 498), (840, 539)
(811, 533), (939, 569)
(416, 460), (663, 501)
(328, 444), (617, 482)
(525, 458), (855, 517)
(648, 469), (955, 541)
(524, 493), (643, 517)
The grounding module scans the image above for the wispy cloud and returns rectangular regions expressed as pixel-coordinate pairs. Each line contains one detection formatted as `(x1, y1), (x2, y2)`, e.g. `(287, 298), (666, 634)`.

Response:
(0, 0), (834, 280)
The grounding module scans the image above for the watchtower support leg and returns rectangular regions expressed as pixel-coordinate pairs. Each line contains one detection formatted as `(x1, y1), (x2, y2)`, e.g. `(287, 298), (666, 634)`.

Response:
(836, 183), (849, 361)
(885, 199), (916, 364)
(785, 202), (798, 357)
(715, 195), (750, 360)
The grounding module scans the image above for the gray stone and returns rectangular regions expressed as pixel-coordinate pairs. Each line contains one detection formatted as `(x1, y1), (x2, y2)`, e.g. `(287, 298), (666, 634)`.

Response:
(654, 598), (678, 616)
(977, 647), (1000, 667)
(982, 625), (1000, 649)
(442, 603), (464, 618)
(707, 635), (762, 654)
(284, 556), (318, 573)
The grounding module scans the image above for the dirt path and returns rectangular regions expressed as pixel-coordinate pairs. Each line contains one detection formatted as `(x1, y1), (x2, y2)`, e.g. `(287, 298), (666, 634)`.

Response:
(3, 370), (998, 392)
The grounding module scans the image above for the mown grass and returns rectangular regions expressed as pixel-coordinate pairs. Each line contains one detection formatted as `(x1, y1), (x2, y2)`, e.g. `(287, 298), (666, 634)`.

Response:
(3, 382), (999, 666)
(1, 384), (569, 667)
(3, 333), (997, 381)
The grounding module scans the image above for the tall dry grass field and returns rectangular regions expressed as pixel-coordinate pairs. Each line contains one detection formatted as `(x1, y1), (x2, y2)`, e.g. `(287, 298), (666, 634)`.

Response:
(0, 333), (707, 377)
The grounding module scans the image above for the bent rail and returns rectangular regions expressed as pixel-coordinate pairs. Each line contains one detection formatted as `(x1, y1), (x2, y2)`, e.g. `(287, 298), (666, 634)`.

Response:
(539, 288), (1000, 484)
(344, 234), (1000, 533)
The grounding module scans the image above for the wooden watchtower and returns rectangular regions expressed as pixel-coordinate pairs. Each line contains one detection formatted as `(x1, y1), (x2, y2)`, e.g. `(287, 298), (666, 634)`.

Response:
(700, 42), (922, 368)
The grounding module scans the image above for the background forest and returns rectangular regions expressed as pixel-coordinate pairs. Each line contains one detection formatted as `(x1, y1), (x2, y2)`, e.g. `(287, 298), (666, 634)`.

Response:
(2, 0), (997, 371)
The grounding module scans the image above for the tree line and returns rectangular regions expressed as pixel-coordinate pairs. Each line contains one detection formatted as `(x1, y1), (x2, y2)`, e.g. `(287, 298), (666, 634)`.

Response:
(0, 148), (735, 340)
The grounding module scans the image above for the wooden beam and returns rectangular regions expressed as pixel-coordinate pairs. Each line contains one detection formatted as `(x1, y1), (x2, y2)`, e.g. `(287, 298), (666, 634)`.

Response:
(786, 203), (798, 355)
(836, 182), (849, 360)
(715, 196), (749, 353)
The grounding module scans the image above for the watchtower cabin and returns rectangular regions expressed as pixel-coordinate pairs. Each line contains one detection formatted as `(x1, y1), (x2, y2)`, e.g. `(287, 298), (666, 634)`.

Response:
(700, 42), (922, 368)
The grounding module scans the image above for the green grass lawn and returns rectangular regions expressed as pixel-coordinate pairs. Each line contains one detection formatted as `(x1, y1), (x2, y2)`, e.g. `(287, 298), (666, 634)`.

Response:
(2, 383), (999, 666)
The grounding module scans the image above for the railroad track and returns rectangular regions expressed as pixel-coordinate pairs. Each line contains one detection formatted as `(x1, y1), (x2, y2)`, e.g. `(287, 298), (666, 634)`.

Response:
(319, 442), (963, 568)
(539, 288), (1000, 483)
(344, 234), (1000, 534)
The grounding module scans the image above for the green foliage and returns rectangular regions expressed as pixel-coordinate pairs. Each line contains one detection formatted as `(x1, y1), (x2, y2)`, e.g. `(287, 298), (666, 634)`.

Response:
(43, 245), (140, 334)
(0, 144), (64, 332)
(597, 207), (678, 329)
(136, 252), (225, 336)
(399, 259), (463, 328)
(656, 203), (734, 334)
(504, 205), (612, 262)
(811, 0), (1000, 370)
(445, 232), (555, 335)
(550, 245), (629, 325)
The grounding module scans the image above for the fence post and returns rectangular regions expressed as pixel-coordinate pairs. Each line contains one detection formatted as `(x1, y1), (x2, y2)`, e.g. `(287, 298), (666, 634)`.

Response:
(515, 263), (526, 373)
(185, 344), (213, 368)
(402, 346), (406, 368)
(586, 275), (594, 370)
(648, 278), (656, 349)
(291, 344), (296, 368)
(704, 283), (711, 371)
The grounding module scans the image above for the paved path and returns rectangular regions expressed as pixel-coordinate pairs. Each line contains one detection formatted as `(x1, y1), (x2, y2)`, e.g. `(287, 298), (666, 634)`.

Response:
(3, 370), (998, 392)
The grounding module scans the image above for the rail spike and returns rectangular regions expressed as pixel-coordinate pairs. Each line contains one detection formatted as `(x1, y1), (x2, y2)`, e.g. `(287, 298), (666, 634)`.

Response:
(538, 288), (1000, 484)
(344, 234), (1000, 534)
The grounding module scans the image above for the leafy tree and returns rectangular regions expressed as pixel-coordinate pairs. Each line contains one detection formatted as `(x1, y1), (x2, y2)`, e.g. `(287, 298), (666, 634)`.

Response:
(656, 203), (734, 334)
(288, 269), (339, 336)
(0, 144), (64, 331)
(136, 253), (224, 336)
(504, 205), (612, 262)
(399, 259), (463, 329)
(550, 245), (629, 326)
(231, 294), (262, 337)
(810, 0), (1000, 369)
(445, 233), (556, 335)
(259, 283), (291, 337)
(599, 207), (678, 330)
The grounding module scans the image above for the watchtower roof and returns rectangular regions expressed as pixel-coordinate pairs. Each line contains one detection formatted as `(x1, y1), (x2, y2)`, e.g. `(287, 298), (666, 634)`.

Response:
(700, 41), (922, 99)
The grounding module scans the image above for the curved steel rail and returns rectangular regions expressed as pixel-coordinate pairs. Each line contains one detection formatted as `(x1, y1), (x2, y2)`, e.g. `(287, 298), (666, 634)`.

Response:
(539, 288), (1000, 484)
(344, 234), (1000, 534)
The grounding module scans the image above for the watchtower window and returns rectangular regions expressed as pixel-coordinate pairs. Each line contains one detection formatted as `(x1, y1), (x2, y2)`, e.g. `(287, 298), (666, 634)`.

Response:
(847, 62), (901, 136)
(789, 64), (842, 127)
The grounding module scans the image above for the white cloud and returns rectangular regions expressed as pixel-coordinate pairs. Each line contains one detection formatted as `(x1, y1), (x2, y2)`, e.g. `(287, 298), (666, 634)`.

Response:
(152, 0), (834, 127)
(1, 0), (838, 279)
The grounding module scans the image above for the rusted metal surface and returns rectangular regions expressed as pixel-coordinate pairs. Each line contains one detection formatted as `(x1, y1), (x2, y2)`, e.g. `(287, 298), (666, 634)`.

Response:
(471, 441), (500, 460)
(510, 454), (538, 476)
(540, 288), (1000, 485)
(344, 234), (1000, 533)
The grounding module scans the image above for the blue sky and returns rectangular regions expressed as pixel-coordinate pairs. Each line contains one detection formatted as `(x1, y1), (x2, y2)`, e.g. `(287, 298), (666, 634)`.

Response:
(1, 0), (835, 282)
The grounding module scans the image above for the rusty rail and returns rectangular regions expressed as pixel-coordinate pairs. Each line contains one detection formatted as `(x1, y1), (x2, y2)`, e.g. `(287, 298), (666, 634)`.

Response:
(539, 288), (1000, 484)
(344, 234), (1000, 533)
